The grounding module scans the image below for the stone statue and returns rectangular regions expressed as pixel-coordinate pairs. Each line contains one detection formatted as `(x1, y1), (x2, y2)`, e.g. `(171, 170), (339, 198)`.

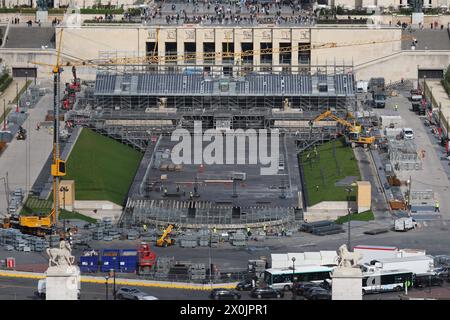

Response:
(46, 240), (75, 267)
(36, 0), (48, 11)
(336, 244), (363, 268)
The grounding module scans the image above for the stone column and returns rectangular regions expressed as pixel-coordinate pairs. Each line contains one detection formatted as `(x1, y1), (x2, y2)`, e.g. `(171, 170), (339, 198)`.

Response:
(46, 265), (81, 300)
(331, 267), (363, 300)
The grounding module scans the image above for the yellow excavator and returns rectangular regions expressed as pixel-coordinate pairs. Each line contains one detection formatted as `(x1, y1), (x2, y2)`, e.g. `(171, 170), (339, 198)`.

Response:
(156, 224), (175, 247)
(311, 110), (375, 148)
(18, 30), (66, 236)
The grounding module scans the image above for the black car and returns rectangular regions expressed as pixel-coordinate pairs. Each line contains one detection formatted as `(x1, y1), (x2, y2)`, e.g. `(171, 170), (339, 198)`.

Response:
(250, 287), (284, 299)
(413, 275), (444, 288)
(236, 279), (253, 291)
(304, 287), (330, 300)
(308, 290), (332, 300)
(209, 288), (241, 300)
(292, 282), (321, 296)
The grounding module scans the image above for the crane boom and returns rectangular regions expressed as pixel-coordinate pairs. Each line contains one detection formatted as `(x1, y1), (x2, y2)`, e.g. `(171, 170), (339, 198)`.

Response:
(30, 34), (413, 69)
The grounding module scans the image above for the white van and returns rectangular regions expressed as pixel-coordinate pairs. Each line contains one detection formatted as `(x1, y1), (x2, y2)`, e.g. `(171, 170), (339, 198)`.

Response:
(402, 128), (414, 140)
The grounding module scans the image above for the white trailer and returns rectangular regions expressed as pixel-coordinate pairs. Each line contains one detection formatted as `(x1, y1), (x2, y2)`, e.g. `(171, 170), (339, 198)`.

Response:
(354, 245), (399, 264)
(394, 217), (417, 231)
(371, 256), (435, 275)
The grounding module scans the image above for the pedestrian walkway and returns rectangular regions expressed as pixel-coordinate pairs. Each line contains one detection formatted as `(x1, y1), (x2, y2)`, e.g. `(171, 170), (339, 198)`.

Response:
(0, 92), (53, 213)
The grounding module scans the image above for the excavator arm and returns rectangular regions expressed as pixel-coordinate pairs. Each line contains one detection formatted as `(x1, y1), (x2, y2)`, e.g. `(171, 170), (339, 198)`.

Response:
(312, 110), (355, 129)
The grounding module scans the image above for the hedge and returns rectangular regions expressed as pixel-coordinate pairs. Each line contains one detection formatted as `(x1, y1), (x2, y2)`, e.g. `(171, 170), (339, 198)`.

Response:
(0, 77), (12, 93)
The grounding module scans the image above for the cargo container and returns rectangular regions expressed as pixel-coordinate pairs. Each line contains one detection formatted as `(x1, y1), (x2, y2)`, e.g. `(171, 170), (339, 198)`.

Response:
(119, 249), (138, 273)
(79, 255), (99, 273)
(101, 249), (120, 272)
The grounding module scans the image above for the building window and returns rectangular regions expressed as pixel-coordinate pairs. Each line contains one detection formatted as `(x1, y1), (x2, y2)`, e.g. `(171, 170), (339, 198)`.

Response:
(241, 43), (253, 65)
(222, 42), (234, 64)
(279, 43), (291, 65)
(298, 44), (311, 65)
(184, 42), (196, 64)
(165, 42), (177, 64)
(260, 42), (272, 64)
(203, 42), (215, 64)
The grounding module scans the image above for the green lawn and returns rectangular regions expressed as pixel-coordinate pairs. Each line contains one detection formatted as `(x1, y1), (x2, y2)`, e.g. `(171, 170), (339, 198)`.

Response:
(20, 196), (97, 223)
(335, 210), (375, 224)
(300, 138), (361, 206)
(64, 128), (143, 205)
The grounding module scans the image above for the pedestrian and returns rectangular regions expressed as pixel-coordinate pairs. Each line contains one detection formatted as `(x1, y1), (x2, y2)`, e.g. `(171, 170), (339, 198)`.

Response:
(189, 191), (193, 199)
(435, 201), (440, 212)
(164, 187), (168, 196)
(316, 185), (319, 191)
(394, 104), (398, 111)
(143, 224), (147, 232)
(36, 122), (40, 130)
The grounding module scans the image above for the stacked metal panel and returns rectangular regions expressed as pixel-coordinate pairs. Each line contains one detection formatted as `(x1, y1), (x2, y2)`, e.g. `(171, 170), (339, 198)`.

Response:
(388, 140), (422, 171)
(155, 257), (174, 279)
(230, 231), (247, 247)
(92, 228), (104, 240)
(189, 263), (206, 281)
(0, 229), (49, 252)
(210, 234), (219, 248)
(180, 233), (197, 248)
(198, 229), (209, 247)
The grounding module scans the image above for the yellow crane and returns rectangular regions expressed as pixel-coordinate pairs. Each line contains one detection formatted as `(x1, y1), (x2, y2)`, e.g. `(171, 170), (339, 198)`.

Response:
(156, 224), (175, 247)
(311, 110), (375, 148)
(19, 28), (66, 236)
(31, 34), (413, 69)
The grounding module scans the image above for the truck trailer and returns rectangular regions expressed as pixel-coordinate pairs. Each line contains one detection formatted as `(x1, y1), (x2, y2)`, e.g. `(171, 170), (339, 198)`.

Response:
(367, 255), (435, 276)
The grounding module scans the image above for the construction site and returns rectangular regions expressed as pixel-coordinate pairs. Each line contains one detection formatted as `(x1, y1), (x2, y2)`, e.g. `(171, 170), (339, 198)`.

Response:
(0, 2), (450, 302)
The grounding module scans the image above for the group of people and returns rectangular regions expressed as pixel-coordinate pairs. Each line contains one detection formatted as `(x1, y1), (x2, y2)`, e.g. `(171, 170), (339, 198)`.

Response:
(133, 0), (316, 26)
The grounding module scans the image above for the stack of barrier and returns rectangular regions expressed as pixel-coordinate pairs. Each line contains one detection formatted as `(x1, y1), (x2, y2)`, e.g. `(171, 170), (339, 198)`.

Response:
(189, 263), (206, 281)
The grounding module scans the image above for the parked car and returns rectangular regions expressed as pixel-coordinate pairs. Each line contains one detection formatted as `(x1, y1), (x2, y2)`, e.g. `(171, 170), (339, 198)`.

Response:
(413, 274), (444, 288)
(116, 287), (158, 300)
(307, 290), (332, 300)
(292, 282), (321, 296)
(209, 288), (241, 300)
(250, 287), (284, 299)
(235, 279), (253, 291)
(304, 287), (331, 300)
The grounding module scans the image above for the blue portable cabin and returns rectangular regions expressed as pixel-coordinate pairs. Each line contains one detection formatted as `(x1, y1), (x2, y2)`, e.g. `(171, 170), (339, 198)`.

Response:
(79, 254), (99, 273)
(101, 249), (120, 272)
(119, 249), (138, 273)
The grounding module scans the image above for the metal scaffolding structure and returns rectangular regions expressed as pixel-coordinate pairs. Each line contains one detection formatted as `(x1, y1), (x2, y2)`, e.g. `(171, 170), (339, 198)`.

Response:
(121, 198), (297, 230)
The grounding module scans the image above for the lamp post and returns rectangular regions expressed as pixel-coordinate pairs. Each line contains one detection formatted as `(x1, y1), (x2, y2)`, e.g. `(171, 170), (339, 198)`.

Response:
(345, 187), (353, 250)
(104, 275), (109, 300)
(291, 257), (296, 300)
(60, 186), (69, 231)
(110, 269), (116, 300)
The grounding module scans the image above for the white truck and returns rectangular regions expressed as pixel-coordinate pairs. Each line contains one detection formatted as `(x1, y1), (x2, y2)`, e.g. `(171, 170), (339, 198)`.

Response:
(368, 255), (435, 276)
(394, 217), (417, 232)
(356, 81), (368, 93)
